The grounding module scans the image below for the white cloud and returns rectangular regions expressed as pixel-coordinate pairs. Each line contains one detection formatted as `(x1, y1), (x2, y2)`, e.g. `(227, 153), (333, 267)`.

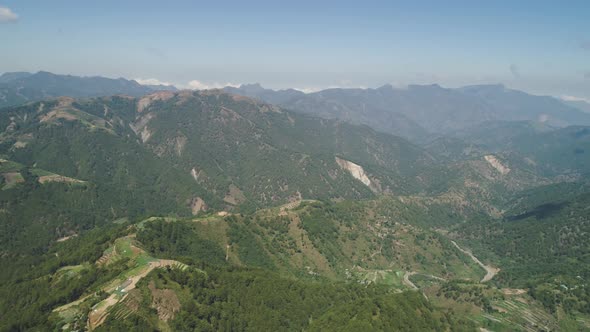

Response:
(186, 80), (239, 90)
(134, 78), (173, 86)
(293, 81), (369, 93)
(560, 95), (590, 103)
(294, 85), (373, 93)
(293, 87), (322, 93)
(0, 6), (18, 23)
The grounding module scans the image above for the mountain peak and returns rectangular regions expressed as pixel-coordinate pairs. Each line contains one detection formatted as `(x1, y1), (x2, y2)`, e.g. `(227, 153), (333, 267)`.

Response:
(0, 71), (33, 84)
(238, 83), (267, 93)
(35, 70), (55, 76)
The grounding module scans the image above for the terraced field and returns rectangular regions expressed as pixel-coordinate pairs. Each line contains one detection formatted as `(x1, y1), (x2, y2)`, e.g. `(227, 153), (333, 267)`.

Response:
(484, 298), (559, 331)
(0, 157), (86, 190)
(53, 235), (188, 331)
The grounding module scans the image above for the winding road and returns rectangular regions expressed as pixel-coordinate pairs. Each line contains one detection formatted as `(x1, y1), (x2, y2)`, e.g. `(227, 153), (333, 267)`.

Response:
(402, 240), (499, 290)
(451, 240), (500, 282)
(403, 271), (418, 289)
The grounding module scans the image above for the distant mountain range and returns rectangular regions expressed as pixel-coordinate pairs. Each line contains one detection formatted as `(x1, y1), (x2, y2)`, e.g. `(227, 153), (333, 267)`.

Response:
(225, 83), (590, 142)
(562, 98), (590, 113)
(3, 71), (588, 145)
(2, 74), (590, 331)
(0, 71), (177, 108)
(1, 88), (579, 237)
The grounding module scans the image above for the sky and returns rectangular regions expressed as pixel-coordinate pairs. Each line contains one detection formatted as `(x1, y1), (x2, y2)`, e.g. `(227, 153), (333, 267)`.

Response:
(1, 1), (589, 99)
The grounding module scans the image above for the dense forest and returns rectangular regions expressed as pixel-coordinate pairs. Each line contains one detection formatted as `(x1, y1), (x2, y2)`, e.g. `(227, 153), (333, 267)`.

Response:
(0, 89), (590, 331)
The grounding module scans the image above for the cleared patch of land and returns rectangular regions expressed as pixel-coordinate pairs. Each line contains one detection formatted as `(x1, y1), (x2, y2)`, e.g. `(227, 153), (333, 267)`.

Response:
(53, 235), (187, 331)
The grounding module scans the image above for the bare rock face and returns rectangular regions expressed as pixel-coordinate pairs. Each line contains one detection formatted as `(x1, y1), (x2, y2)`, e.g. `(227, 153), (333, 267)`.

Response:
(335, 157), (381, 193)
(190, 167), (204, 182)
(136, 91), (175, 113)
(335, 157), (371, 186)
(129, 112), (156, 143)
(484, 155), (511, 175)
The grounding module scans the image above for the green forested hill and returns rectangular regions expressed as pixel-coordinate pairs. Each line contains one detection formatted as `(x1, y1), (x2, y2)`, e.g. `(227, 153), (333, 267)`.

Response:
(0, 200), (482, 331)
(450, 183), (590, 322)
(450, 121), (590, 177)
(0, 91), (448, 214)
(455, 183), (590, 284)
(1, 90), (590, 331)
(0, 90), (554, 254)
(117, 90), (445, 207)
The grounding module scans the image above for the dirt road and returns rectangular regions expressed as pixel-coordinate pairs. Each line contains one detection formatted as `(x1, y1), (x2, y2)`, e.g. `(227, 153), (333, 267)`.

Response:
(87, 259), (182, 330)
(403, 271), (418, 289)
(451, 240), (500, 282)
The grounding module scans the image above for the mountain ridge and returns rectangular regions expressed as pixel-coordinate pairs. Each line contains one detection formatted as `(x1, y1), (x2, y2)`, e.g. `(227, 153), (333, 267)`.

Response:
(225, 82), (590, 143)
(0, 71), (178, 108)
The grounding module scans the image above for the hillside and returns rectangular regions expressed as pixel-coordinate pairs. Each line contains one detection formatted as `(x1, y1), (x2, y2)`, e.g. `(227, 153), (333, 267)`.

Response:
(452, 121), (590, 178)
(0, 91), (448, 209)
(5, 193), (586, 331)
(0, 197), (498, 331)
(451, 184), (590, 325)
(0, 89), (589, 331)
(4, 1), (590, 331)
(0, 219), (474, 331)
(0, 90), (563, 254)
(225, 83), (590, 143)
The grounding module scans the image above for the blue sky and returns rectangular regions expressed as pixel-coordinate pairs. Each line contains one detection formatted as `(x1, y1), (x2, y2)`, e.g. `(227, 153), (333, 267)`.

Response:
(1, 1), (589, 99)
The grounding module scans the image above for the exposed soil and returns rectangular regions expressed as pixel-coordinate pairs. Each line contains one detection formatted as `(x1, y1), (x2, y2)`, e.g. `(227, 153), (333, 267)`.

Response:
(451, 240), (500, 282)
(148, 281), (180, 322)
(87, 259), (182, 330)
(223, 184), (246, 205)
(2, 172), (24, 186)
(38, 174), (85, 184)
(189, 197), (207, 215)
(484, 155), (511, 175)
(137, 91), (175, 113)
(56, 234), (78, 242)
(502, 288), (527, 296)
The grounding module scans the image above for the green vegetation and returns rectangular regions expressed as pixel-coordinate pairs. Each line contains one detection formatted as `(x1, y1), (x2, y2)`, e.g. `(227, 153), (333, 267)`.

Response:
(453, 185), (590, 325)
(1, 90), (590, 330)
(135, 266), (473, 331)
(137, 219), (226, 265)
(0, 225), (130, 330)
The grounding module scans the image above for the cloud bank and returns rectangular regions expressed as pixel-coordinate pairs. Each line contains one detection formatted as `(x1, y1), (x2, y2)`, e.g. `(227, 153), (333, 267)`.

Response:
(187, 80), (239, 90)
(561, 95), (590, 103)
(0, 6), (18, 23)
(134, 78), (173, 86)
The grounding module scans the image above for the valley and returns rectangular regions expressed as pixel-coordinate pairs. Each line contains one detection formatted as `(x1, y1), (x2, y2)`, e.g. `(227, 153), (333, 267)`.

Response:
(0, 80), (588, 331)
(37, 195), (586, 332)
(3, 2), (590, 330)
